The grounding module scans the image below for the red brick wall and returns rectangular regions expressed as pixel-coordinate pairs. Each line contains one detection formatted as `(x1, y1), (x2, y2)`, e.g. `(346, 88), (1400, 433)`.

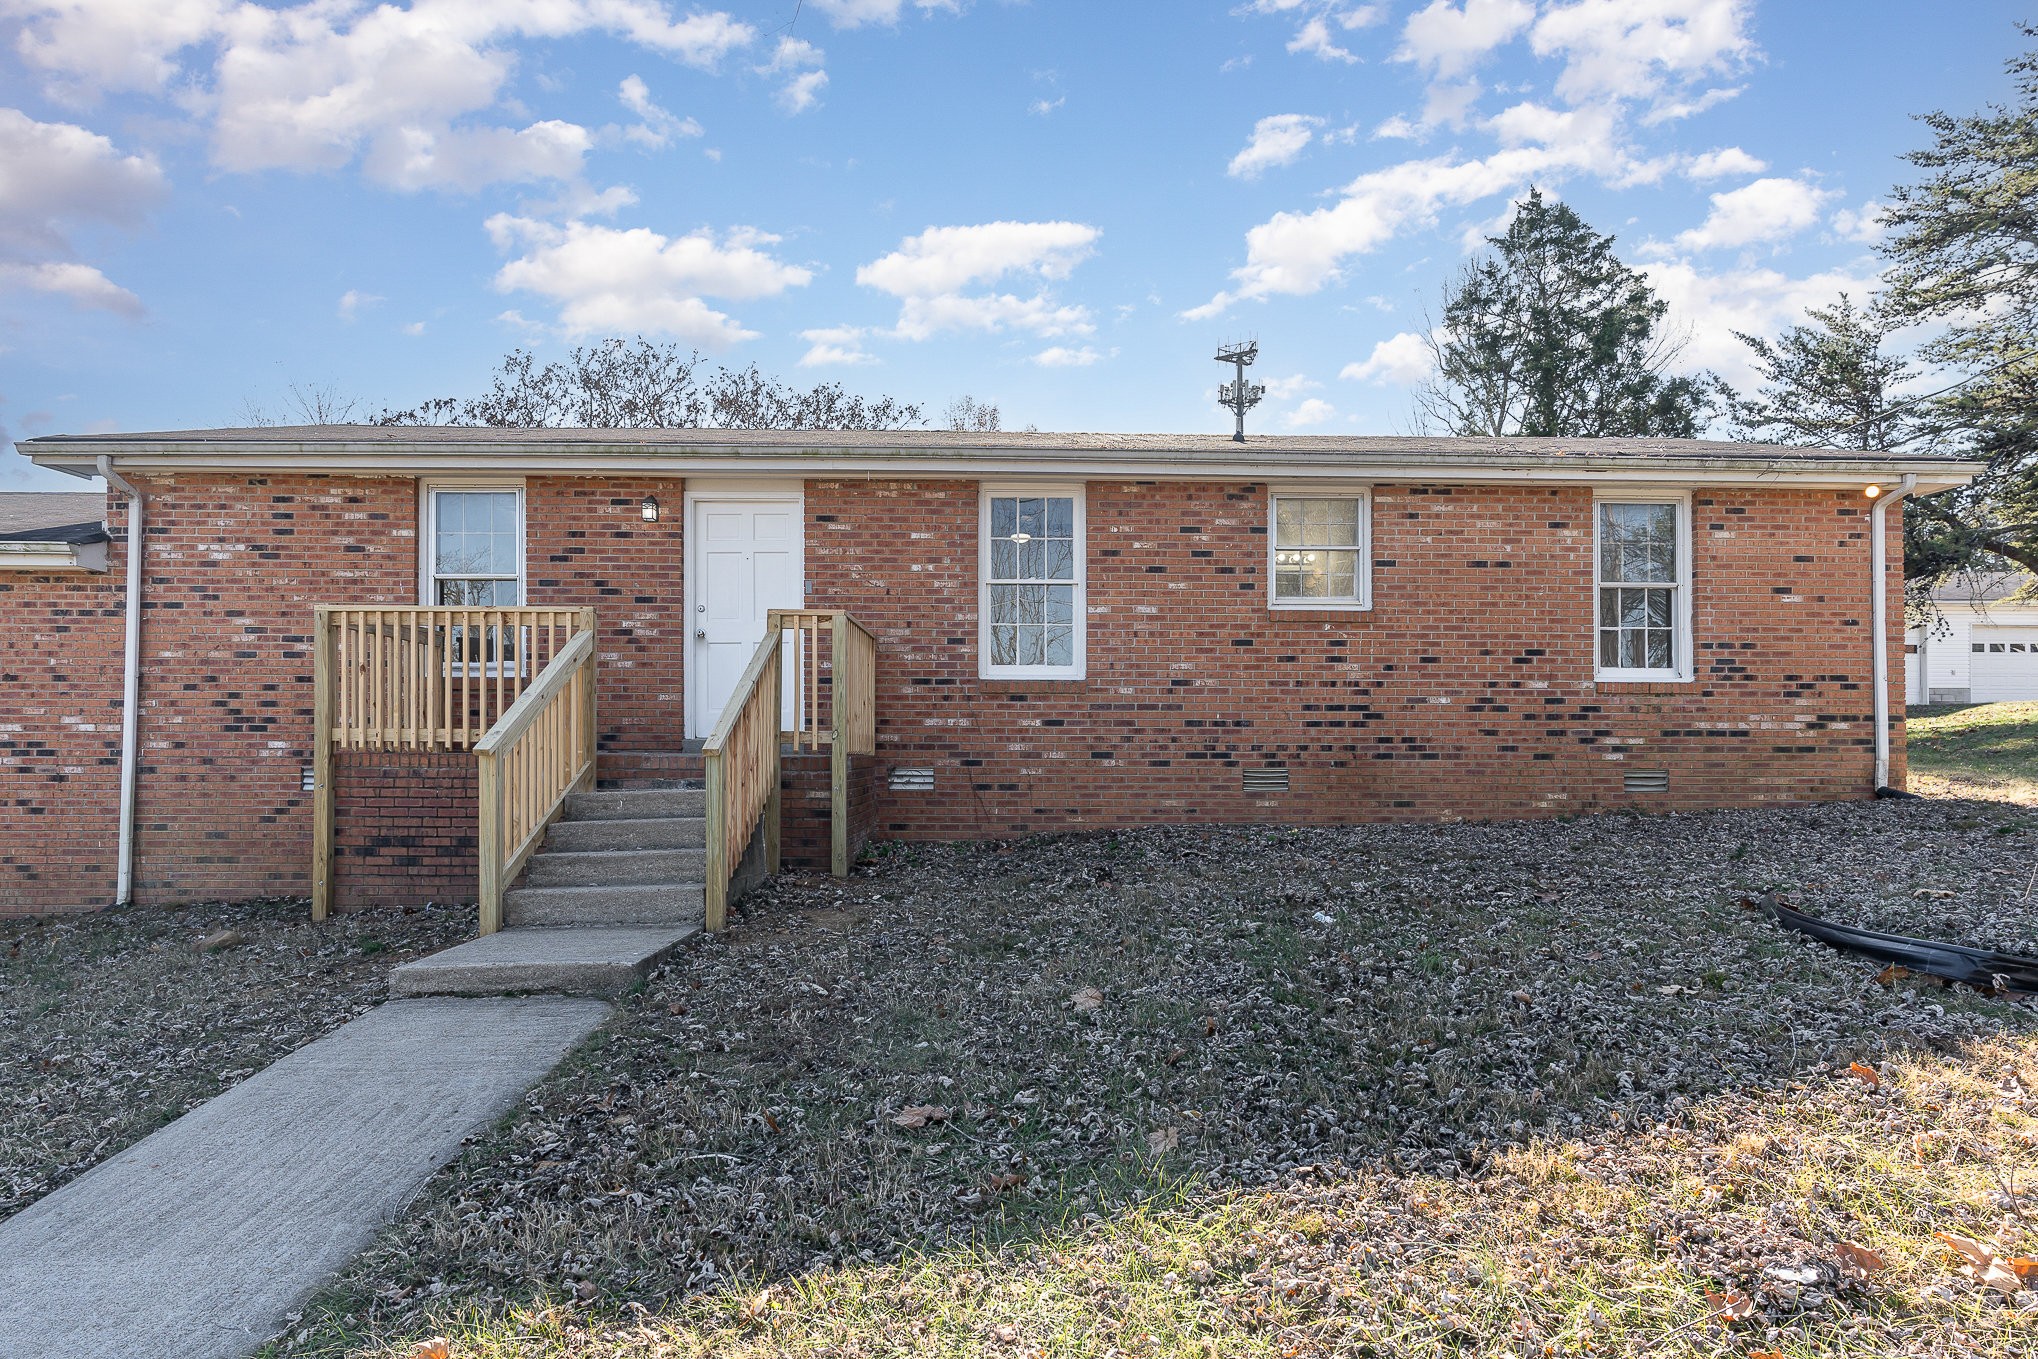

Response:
(332, 750), (476, 910)
(523, 477), (688, 773)
(0, 469), (1910, 915)
(0, 541), (123, 916)
(805, 479), (1905, 837)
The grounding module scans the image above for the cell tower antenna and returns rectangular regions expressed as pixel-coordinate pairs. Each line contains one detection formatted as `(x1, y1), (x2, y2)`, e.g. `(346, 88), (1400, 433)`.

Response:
(1214, 339), (1264, 442)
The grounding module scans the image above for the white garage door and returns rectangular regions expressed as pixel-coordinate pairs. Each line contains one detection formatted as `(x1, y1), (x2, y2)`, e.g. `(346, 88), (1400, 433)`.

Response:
(1971, 627), (2038, 701)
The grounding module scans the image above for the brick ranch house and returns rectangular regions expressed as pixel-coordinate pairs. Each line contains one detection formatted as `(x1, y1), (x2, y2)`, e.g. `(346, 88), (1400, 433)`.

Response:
(1, 427), (1980, 923)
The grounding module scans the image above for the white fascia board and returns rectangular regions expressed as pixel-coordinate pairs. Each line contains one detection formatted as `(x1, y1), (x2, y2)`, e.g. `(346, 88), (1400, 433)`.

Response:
(0, 540), (107, 572)
(25, 444), (1987, 492)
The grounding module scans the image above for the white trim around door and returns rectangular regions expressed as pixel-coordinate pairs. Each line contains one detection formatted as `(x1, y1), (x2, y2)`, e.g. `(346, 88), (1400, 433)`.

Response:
(683, 483), (805, 740)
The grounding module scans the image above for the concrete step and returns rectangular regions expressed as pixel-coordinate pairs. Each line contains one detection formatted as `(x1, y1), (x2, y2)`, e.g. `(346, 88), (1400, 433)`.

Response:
(543, 815), (704, 853)
(504, 882), (705, 928)
(565, 787), (705, 820)
(389, 924), (698, 999)
(524, 847), (707, 887)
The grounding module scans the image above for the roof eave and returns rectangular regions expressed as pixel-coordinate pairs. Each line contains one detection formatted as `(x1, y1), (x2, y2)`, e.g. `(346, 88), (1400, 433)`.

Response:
(0, 539), (108, 573)
(24, 440), (1988, 493)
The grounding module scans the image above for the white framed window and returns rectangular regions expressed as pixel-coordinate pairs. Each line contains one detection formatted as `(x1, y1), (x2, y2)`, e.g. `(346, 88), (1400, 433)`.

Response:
(980, 485), (1085, 679)
(423, 483), (525, 606)
(1594, 495), (1693, 682)
(423, 482), (527, 673)
(1269, 492), (1370, 610)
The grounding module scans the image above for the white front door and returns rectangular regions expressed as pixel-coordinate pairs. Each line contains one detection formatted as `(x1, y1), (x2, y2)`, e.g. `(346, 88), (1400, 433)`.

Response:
(688, 497), (803, 739)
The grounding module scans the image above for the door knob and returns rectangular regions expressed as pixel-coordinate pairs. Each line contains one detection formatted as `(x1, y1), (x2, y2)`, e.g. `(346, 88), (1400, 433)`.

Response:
(695, 629), (707, 640)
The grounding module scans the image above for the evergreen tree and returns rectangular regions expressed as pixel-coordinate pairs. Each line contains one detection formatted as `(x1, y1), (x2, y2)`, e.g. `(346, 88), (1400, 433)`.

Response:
(1417, 189), (1713, 438)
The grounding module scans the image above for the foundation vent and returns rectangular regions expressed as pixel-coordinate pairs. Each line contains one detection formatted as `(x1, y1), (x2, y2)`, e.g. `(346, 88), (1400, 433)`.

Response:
(890, 767), (936, 793)
(302, 765), (317, 793)
(1624, 769), (1670, 794)
(1242, 765), (1291, 795)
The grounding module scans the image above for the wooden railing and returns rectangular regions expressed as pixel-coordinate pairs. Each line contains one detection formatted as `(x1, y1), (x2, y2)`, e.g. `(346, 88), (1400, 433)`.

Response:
(702, 629), (783, 933)
(318, 607), (591, 750)
(310, 606), (597, 922)
(475, 631), (598, 934)
(767, 610), (879, 877)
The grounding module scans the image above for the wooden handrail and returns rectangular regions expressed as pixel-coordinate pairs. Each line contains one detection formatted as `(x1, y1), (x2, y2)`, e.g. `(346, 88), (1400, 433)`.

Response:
(702, 628), (784, 932)
(476, 629), (599, 935)
(310, 605), (596, 923)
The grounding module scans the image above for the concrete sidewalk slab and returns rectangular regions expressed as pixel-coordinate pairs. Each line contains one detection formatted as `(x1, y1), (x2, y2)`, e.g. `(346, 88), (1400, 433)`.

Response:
(389, 922), (696, 997)
(0, 995), (609, 1359)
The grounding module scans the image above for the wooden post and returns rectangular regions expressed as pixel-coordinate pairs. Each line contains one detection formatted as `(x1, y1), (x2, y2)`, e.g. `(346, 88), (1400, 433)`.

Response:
(766, 645), (783, 876)
(703, 748), (726, 932)
(577, 607), (598, 791)
(311, 607), (335, 921)
(830, 612), (849, 879)
(477, 747), (503, 935)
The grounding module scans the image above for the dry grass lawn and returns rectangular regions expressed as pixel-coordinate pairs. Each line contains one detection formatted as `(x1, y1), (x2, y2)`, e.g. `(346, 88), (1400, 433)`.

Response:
(267, 800), (2038, 1358)
(1908, 702), (2038, 805)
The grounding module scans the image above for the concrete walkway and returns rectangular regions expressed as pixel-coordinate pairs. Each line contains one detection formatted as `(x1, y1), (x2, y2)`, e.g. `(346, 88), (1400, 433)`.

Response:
(0, 996), (608, 1359)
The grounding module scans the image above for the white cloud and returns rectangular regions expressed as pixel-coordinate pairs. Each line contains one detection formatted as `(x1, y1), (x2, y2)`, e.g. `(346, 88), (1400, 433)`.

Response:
(1341, 330), (1433, 385)
(9, 0), (756, 191)
(1683, 145), (1764, 180)
(1186, 130), (1618, 317)
(1029, 96), (1065, 116)
(1246, 2), (1383, 64)
(1642, 83), (1741, 124)
(857, 221), (1100, 340)
(363, 120), (594, 193)
(1672, 175), (1836, 251)
(758, 36), (828, 115)
(618, 74), (703, 149)
(798, 325), (877, 366)
(1528, 0), (1754, 115)
(0, 108), (164, 316)
(808, 0), (960, 28)
(336, 288), (381, 321)
(0, 108), (166, 252)
(1830, 200), (1887, 245)
(0, 260), (144, 316)
(1644, 257), (1883, 385)
(401, 320), (425, 336)
(1227, 114), (1323, 179)
(1034, 345), (1104, 367)
(487, 216), (812, 343)
(1283, 397), (1337, 427)
(1261, 373), (1318, 401)
(1396, 0), (1534, 79)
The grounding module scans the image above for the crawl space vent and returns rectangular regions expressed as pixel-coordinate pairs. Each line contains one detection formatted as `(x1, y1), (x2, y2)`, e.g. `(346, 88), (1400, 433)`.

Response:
(1242, 765), (1291, 794)
(889, 767), (936, 793)
(1624, 770), (1670, 794)
(301, 765), (317, 793)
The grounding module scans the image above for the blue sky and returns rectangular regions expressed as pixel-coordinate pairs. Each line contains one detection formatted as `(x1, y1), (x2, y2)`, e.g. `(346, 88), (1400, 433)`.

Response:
(0, 0), (2027, 488)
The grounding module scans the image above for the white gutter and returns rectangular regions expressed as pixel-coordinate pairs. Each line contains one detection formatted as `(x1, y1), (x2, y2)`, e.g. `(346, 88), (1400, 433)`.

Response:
(1871, 473), (1917, 792)
(97, 455), (143, 906)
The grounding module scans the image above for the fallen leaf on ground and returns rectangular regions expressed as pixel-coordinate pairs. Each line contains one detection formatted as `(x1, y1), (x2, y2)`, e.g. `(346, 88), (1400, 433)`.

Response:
(1070, 986), (1103, 1012)
(1836, 1240), (1886, 1279)
(1147, 1126), (1180, 1153)
(1704, 1288), (1755, 1321)
(985, 1172), (1025, 1193)
(410, 1341), (450, 1359)
(1913, 888), (1956, 900)
(892, 1104), (950, 1129)
(1937, 1231), (2025, 1293)
(1874, 963), (1912, 987)
(1847, 1061), (1882, 1089)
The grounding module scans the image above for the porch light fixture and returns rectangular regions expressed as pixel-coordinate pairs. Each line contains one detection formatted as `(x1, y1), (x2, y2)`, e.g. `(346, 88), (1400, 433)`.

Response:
(641, 496), (661, 522)
(1864, 484), (1883, 500)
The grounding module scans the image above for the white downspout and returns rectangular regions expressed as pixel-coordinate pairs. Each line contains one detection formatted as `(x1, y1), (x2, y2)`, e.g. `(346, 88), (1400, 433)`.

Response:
(97, 455), (144, 906)
(1871, 473), (1917, 792)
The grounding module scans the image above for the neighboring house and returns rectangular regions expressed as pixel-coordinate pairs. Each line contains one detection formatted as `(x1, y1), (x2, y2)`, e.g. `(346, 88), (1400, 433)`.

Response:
(1906, 572), (2038, 705)
(0, 490), (110, 572)
(0, 427), (1979, 919)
